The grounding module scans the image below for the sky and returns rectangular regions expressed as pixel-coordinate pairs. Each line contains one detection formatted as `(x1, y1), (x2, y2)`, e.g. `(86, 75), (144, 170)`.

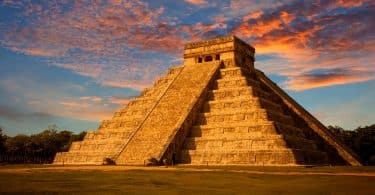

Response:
(0, 0), (374, 136)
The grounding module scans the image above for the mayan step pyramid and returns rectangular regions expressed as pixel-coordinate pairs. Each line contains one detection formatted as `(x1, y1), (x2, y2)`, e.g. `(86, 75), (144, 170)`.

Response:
(54, 36), (361, 166)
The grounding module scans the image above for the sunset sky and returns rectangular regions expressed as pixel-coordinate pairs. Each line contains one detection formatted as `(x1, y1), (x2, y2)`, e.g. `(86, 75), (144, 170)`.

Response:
(0, 0), (374, 135)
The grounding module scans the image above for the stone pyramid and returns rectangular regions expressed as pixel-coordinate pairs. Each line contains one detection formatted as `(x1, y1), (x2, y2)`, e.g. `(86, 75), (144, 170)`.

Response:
(53, 36), (361, 166)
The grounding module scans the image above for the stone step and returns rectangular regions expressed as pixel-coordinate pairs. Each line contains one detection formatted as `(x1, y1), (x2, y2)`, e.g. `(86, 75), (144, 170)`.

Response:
(167, 65), (184, 75)
(179, 148), (328, 165)
(79, 139), (125, 145)
(184, 134), (317, 150)
(126, 97), (157, 108)
(114, 107), (149, 116)
(179, 149), (303, 165)
(53, 152), (112, 165)
(274, 123), (306, 137)
(86, 130), (134, 138)
(215, 77), (260, 89)
(203, 97), (283, 113)
(190, 122), (278, 137)
(189, 122), (306, 141)
(197, 109), (294, 126)
(97, 126), (137, 133)
(208, 86), (275, 102)
(69, 140), (124, 151)
(99, 119), (142, 129)
(183, 137), (288, 150)
(219, 67), (254, 79)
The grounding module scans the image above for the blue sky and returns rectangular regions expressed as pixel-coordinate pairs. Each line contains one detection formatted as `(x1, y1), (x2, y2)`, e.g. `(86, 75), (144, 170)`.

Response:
(0, 0), (374, 135)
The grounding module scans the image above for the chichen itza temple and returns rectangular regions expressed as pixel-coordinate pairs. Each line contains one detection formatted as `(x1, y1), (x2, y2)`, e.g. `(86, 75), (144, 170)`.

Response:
(54, 36), (361, 166)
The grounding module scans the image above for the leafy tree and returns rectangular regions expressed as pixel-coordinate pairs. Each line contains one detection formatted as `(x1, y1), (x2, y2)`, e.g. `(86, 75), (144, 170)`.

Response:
(5, 134), (30, 155)
(0, 127), (7, 154)
(1, 125), (87, 164)
(328, 124), (375, 165)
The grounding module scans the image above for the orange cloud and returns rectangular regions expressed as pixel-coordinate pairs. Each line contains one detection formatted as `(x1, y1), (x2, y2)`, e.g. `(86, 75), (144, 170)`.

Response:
(280, 11), (295, 24)
(335, 0), (363, 7)
(284, 69), (375, 91)
(60, 101), (88, 109)
(242, 11), (263, 21)
(233, 17), (283, 37)
(79, 96), (102, 103)
(185, 0), (208, 5)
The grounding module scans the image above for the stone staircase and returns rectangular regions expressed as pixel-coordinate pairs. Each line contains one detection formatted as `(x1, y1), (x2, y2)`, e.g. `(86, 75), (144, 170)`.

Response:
(53, 66), (184, 165)
(179, 66), (329, 165)
(114, 61), (221, 165)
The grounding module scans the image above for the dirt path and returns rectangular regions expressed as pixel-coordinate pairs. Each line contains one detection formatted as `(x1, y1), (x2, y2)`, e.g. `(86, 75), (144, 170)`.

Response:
(1, 165), (375, 177)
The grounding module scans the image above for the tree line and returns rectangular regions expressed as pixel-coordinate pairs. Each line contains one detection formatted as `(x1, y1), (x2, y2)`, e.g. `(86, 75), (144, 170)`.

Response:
(327, 124), (375, 165)
(0, 124), (374, 165)
(0, 125), (86, 164)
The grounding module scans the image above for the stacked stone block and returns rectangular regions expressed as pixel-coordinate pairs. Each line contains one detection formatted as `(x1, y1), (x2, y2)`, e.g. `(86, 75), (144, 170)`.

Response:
(53, 66), (184, 165)
(115, 61), (221, 165)
(179, 65), (328, 165)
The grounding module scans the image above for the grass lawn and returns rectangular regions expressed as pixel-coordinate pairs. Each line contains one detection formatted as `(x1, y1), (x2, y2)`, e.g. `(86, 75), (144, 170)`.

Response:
(0, 165), (374, 194)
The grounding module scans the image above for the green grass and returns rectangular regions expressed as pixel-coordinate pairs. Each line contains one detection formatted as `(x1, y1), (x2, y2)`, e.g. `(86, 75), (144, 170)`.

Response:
(177, 164), (375, 173)
(0, 166), (374, 194)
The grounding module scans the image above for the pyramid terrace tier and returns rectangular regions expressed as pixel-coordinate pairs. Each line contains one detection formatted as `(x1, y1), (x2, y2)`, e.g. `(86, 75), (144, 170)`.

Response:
(179, 149), (328, 165)
(98, 119), (142, 130)
(203, 97), (283, 113)
(68, 140), (124, 151)
(54, 152), (115, 165)
(84, 131), (134, 140)
(196, 109), (295, 126)
(208, 86), (276, 102)
(183, 135), (318, 151)
(214, 76), (261, 89)
(218, 67), (255, 79)
(189, 122), (306, 138)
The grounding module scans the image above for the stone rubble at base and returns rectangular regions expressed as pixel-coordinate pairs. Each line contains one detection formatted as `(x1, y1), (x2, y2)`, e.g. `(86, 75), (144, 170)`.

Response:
(53, 36), (361, 166)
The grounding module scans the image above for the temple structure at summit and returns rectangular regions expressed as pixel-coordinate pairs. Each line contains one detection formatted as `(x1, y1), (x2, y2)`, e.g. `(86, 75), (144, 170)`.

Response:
(53, 36), (361, 166)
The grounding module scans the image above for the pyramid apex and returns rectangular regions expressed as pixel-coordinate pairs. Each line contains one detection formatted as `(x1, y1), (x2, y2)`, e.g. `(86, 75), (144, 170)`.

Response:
(183, 35), (255, 68)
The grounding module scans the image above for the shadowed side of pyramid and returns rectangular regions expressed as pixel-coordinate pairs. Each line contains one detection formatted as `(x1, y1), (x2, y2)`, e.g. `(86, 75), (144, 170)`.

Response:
(54, 36), (361, 166)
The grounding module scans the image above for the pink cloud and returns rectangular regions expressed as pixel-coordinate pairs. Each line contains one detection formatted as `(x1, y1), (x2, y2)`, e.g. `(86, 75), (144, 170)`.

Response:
(185, 0), (208, 5)
(284, 69), (375, 91)
(79, 96), (102, 103)
(60, 101), (88, 109)
(231, 0), (375, 90)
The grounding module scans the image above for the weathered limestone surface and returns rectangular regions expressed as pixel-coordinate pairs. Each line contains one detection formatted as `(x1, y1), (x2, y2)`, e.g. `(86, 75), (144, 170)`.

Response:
(115, 61), (221, 165)
(53, 66), (183, 165)
(54, 35), (361, 166)
(178, 66), (329, 165)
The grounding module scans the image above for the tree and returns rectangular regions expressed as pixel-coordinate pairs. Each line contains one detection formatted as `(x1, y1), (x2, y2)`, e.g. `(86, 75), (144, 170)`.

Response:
(328, 124), (375, 165)
(0, 127), (7, 154)
(5, 134), (30, 155)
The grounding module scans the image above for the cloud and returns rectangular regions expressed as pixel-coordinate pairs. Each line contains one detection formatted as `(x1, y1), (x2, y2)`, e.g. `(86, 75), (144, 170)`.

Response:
(79, 96), (102, 102)
(185, 0), (208, 5)
(1, 0), (374, 93)
(0, 105), (53, 122)
(231, 0), (375, 90)
(284, 68), (375, 91)
(59, 101), (89, 109)
(335, 0), (363, 7)
(54, 62), (166, 90)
